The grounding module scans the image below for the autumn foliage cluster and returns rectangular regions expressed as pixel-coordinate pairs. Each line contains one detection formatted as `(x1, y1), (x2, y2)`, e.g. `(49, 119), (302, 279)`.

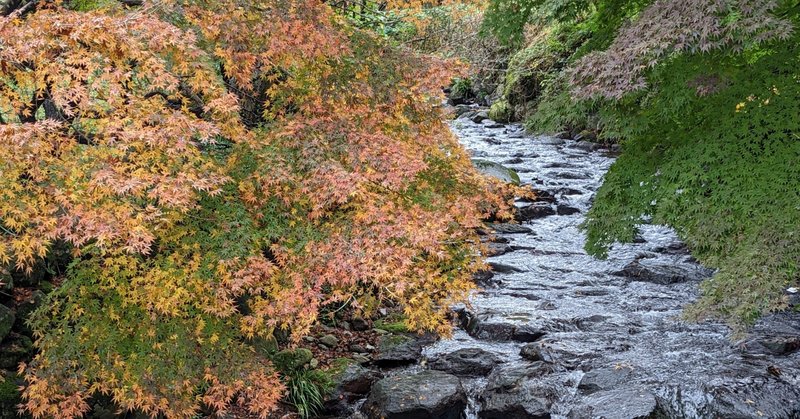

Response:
(0, 0), (512, 416)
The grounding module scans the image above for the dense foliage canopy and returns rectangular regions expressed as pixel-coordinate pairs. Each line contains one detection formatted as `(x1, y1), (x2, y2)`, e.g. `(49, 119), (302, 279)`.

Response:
(0, 0), (513, 416)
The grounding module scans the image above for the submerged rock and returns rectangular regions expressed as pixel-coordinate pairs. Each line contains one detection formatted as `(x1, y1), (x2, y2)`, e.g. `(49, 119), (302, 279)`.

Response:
(362, 370), (466, 419)
(487, 223), (533, 234)
(613, 259), (713, 284)
(472, 159), (521, 185)
(568, 388), (658, 419)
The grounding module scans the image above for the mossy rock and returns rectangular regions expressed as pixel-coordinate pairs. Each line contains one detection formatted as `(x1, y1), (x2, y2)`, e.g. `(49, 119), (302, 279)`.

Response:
(471, 159), (521, 185)
(488, 100), (513, 123)
(273, 348), (314, 371)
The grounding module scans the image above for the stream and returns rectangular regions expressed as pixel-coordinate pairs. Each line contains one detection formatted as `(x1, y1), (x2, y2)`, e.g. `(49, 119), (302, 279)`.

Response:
(410, 114), (800, 418)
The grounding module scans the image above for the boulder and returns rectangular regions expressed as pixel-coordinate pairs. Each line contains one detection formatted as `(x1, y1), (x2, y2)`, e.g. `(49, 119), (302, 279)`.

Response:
(319, 334), (339, 348)
(429, 348), (501, 377)
(470, 111), (490, 123)
(461, 317), (545, 343)
(556, 205), (581, 216)
(324, 364), (383, 415)
(362, 370), (466, 419)
(568, 388), (658, 419)
(516, 204), (556, 221)
(374, 335), (434, 368)
(479, 365), (555, 419)
(485, 243), (513, 257)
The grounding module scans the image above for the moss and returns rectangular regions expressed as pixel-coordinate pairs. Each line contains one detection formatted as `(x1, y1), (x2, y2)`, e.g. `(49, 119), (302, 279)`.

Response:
(488, 100), (513, 123)
(374, 313), (410, 333)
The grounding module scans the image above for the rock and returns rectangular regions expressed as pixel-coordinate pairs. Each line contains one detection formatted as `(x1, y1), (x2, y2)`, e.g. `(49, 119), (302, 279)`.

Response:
(352, 353), (371, 364)
(471, 111), (490, 123)
(553, 171), (591, 180)
(325, 363), (384, 414)
(338, 364), (382, 395)
(472, 270), (499, 287)
(319, 334), (339, 348)
(350, 317), (370, 331)
(350, 344), (368, 353)
(479, 366), (555, 419)
(520, 343), (544, 361)
(483, 137), (502, 145)
(578, 367), (634, 394)
(555, 131), (571, 140)
(613, 259), (713, 284)
(429, 348), (501, 377)
(568, 388), (658, 419)
(374, 335), (433, 368)
(472, 159), (520, 185)
(488, 262), (525, 274)
(453, 104), (472, 117)
(485, 123), (505, 129)
(0, 305), (14, 343)
(462, 319), (545, 343)
(272, 348), (313, 370)
(517, 203), (556, 221)
(485, 243), (513, 257)
(504, 157), (524, 165)
(362, 370), (466, 419)
(488, 223), (533, 234)
(556, 204), (581, 216)
(570, 139), (600, 151)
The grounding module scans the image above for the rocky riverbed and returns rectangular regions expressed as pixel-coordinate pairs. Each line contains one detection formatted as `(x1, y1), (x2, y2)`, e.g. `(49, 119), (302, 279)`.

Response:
(330, 111), (800, 419)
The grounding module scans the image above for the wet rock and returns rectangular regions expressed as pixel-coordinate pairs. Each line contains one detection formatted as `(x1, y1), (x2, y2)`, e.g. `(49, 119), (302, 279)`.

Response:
(504, 157), (524, 165)
(556, 204), (581, 215)
(429, 348), (501, 377)
(743, 335), (800, 356)
(520, 343), (544, 361)
(484, 137), (503, 145)
(488, 262), (525, 274)
(339, 364), (382, 394)
(516, 203), (556, 221)
(570, 139), (600, 152)
(485, 123), (505, 129)
(463, 319), (546, 343)
(613, 259), (713, 284)
(487, 223), (532, 234)
(479, 366), (556, 419)
(319, 334), (339, 348)
(374, 335), (434, 368)
(578, 367), (635, 394)
(473, 270), (501, 287)
(568, 388), (658, 419)
(471, 111), (490, 124)
(552, 171), (591, 180)
(555, 187), (584, 196)
(485, 243), (513, 257)
(453, 104), (472, 117)
(0, 305), (14, 343)
(362, 370), (466, 419)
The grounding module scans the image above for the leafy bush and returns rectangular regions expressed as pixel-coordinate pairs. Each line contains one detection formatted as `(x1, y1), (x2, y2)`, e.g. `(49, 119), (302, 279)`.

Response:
(0, 1), (515, 417)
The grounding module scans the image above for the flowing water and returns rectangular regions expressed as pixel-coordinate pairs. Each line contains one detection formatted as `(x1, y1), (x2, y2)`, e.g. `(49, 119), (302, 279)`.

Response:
(418, 115), (800, 418)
